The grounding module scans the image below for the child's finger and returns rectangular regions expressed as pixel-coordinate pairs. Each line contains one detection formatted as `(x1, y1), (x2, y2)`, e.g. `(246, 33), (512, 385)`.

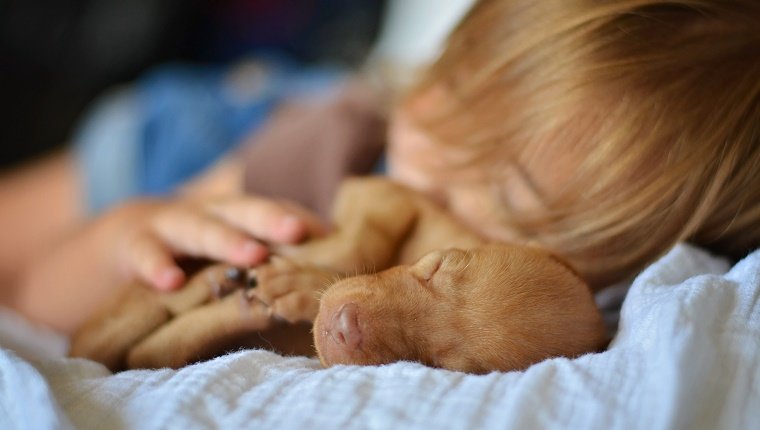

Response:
(206, 197), (327, 244)
(278, 200), (331, 236)
(125, 232), (186, 291)
(152, 209), (269, 267)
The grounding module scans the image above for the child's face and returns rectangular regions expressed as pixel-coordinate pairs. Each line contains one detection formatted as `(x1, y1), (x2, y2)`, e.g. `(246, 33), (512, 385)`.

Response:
(386, 91), (577, 243)
(386, 110), (519, 242)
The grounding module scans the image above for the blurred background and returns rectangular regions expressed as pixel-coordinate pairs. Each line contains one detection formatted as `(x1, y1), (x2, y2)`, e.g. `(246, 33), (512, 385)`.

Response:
(0, 0), (387, 170)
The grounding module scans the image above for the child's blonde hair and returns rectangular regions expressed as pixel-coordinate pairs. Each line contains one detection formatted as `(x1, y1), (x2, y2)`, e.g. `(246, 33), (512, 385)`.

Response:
(407, 0), (760, 287)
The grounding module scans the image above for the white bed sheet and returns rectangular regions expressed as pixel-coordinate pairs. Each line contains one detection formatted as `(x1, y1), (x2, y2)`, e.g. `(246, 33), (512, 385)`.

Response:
(1, 244), (758, 429)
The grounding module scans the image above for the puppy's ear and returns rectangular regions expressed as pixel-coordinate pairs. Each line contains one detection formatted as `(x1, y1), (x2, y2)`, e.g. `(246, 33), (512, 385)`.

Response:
(546, 253), (584, 281)
(410, 250), (445, 281)
(410, 248), (471, 284)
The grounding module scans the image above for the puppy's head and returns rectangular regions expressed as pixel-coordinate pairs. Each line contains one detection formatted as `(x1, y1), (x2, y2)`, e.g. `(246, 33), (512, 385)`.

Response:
(313, 245), (608, 373)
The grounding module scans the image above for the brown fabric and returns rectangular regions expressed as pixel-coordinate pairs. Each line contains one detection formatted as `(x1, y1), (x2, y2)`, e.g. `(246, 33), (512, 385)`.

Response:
(242, 97), (386, 220)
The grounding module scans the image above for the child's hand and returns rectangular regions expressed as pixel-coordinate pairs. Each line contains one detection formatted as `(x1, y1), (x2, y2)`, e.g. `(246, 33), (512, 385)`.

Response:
(115, 196), (327, 292)
(12, 194), (326, 335)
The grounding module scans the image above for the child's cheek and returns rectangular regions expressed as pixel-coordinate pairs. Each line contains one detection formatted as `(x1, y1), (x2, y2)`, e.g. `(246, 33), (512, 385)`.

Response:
(387, 113), (443, 194)
(445, 186), (514, 242)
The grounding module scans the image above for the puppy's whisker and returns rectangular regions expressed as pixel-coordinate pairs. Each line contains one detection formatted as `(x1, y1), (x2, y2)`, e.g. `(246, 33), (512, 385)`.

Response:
(320, 277), (335, 289)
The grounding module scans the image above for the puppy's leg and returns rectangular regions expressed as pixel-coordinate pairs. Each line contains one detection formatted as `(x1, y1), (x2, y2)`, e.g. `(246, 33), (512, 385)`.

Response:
(249, 178), (422, 320)
(246, 256), (338, 324)
(69, 284), (170, 371)
(274, 177), (421, 273)
(127, 290), (289, 369)
(69, 264), (243, 371)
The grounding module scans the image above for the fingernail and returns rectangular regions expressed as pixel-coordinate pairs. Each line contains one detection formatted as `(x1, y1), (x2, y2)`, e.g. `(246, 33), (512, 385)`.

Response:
(156, 267), (184, 291)
(280, 216), (305, 241)
(236, 241), (268, 264)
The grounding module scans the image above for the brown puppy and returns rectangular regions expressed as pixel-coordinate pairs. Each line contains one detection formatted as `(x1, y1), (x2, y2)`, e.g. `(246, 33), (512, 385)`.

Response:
(314, 246), (605, 373)
(71, 177), (607, 373)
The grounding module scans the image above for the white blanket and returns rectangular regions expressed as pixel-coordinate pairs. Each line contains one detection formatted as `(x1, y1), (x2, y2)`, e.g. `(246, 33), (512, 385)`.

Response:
(1, 244), (758, 429)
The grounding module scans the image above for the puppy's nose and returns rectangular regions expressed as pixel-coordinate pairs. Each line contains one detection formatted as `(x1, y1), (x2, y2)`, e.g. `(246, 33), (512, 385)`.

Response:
(329, 303), (362, 349)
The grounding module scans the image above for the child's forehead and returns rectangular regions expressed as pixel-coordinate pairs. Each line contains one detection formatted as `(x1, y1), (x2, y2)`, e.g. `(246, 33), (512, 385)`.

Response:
(395, 87), (590, 188)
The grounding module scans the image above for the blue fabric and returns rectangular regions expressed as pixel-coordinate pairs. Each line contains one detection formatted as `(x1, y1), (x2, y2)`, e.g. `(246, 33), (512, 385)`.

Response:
(137, 64), (273, 196)
(74, 57), (344, 214)
(74, 88), (142, 213)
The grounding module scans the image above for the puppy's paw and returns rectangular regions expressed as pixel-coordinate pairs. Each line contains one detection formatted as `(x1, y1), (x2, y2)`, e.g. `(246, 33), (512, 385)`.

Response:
(156, 264), (249, 316)
(247, 256), (336, 324)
